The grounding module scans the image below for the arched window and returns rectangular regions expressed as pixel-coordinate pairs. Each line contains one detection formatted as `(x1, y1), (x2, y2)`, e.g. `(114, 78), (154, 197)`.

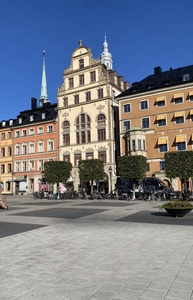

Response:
(97, 114), (106, 141)
(63, 121), (70, 145)
(76, 114), (91, 144)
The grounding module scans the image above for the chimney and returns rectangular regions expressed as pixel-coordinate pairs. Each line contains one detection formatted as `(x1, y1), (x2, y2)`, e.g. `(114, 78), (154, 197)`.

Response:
(31, 97), (37, 110)
(154, 66), (162, 75)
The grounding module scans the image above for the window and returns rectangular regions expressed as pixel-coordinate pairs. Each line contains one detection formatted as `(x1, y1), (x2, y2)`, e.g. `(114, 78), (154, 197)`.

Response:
(183, 74), (190, 81)
(140, 100), (148, 110)
(79, 75), (84, 85)
(69, 77), (74, 88)
(1, 164), (5, 173)
(29, 128), (34, 135)
(1, 148), (5, 157)
(157, 119), (166, 127)
(48, 141), (53, 151)
(42, 113), (46, 119)
(29, 161), (34, 171)
(98, 129), (106, 141)
(175, 116), (184, 124)
(160, 161), (165, 170)
(86, 152), (93, 159)
(8, 147), (12, 156)
(22, 145), (27, 154)
(79, 59), (84, 69)
(15, 145), (20, 155)
(38, 160), (43, 170)
(146, 163), (150, 172)
(98, 89), (103, 99)
(7, 164), (11, 173)
(156, 100), (165, 107)
(30, 115), (34, 122)
(38, 142), (44, 152)
(22, 161), (27, 171)
(8, 131), (12, 139)
(15, 162), (20, 172)
(123, 104), (131, 113)
(90, 71), (96, 82)
(2, 121), (5, 127)
(63, 134), (70, 145)
(142, 117), (150, 129)
(86, 91), (91, 102)
(74, 94), (79, 104)
(15, 131), (20, 137)
(38, 127), (43, 134)
(132, 140), (136, 151)
(63, 155), (70, 162)
(123, 120), (130, 131)
(74, 154), (81, 166)
(48, 125), (53, 132)
(138, 140), (141, 150)
(29, 144), (34, 153)
(98, 114), (106, 126)
(22, 130), (27, 136)
(98, 151), (106, 162)
(143, 140), (146, 151)
(159, 144), (168, 152)
(176, 142), (186, 151)
(76, 114), (91, 144)
(174, 96), (183, 104)
(63, 97), (68, 107)
(19, 117), (22, 124)
(63, 121), (70, 132)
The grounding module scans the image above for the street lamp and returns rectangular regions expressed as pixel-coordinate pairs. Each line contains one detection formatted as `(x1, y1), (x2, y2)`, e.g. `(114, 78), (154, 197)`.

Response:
(108, 166), (112, 198)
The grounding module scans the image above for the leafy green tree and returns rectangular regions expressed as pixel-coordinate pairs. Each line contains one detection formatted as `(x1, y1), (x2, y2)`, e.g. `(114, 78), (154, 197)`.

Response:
(44, 161), (72, 184)
(165, 151), (193, 189)
(78, 159), (104, 194)
(118, 155), (147, 197)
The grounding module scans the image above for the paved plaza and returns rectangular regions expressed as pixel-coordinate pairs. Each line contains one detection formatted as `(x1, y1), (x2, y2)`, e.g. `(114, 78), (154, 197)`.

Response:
(0, 195), (193, 300)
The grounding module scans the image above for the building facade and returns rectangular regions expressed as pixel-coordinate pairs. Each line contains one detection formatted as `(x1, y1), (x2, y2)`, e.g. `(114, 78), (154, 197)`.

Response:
(57, 39), (128, 192)
(117, 65), (193, 191)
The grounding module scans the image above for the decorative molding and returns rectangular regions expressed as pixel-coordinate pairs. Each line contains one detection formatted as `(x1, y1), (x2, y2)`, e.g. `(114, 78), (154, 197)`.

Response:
(62, 112), (69, 118)
(97, 105), (105, 110)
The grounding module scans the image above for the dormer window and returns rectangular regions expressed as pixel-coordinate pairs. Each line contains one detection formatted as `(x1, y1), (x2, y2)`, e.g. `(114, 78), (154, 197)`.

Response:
(30, 115), (34, 122)
(79, 59), (84, 69)
(9, 119), (13, 126)
(183, 73), (190, 81)
(19, 118), (22, 124)
(42, 113), (46, 119)
(2, 121), (6, 127)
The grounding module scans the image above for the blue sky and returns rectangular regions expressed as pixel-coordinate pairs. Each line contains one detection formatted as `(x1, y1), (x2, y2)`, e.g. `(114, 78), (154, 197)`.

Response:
(0, 0), (193, 121)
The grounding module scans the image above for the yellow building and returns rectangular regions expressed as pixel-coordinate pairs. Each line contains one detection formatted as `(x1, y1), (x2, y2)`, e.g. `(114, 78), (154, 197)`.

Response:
(117, 65), (193, 191)
(0, 120), (14, 194)
(57, 39), (128, 192)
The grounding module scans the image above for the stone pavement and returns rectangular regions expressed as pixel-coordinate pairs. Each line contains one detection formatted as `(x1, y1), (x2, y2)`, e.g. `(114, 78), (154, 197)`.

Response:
(0, 195), (193, 300)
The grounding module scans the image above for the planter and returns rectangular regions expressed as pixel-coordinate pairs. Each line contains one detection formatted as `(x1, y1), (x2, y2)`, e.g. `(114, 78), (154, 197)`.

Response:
(164, 208), (193, 218)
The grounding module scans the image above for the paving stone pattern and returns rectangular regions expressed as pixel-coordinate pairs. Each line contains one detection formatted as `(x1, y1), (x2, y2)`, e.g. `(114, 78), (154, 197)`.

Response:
(0, 196), (193, 299)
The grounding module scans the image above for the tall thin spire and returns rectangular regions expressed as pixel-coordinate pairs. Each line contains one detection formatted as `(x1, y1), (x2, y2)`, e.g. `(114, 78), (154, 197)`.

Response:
(101, 34), (113, 70)
(39, 50), (49, 107)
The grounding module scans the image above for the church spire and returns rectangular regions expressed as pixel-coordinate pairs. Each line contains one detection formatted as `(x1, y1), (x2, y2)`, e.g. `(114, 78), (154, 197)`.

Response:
(39, 50), (49, 107)
(101, 34), (113, 70)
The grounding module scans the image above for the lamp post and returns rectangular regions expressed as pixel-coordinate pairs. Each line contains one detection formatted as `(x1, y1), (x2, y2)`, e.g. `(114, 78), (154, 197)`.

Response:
(108, 166), (112, 198)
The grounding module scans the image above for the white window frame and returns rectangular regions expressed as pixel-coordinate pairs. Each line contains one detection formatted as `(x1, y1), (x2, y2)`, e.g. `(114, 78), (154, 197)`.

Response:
(38, 142), (44, 152)
(29, 144), (34, 153)
(141, 117), (150, 129)
(29, 161), (34, 171)
(123, 104), (131, 113)
(123, 120), (130, 131)
(22, 144), (27, 154)
(38, 127), (43, 134)
(29, 128), (34, 135)
(15, 162), (20, 172)
(140, 100), (148, 110)
(30, 115), (34, 122)
(15, 145), (20, 155)
(48, 141), (53, 151)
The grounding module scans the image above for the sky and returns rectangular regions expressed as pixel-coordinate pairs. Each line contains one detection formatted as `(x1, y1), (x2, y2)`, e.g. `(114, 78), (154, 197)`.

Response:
(0, 0), (193, 121)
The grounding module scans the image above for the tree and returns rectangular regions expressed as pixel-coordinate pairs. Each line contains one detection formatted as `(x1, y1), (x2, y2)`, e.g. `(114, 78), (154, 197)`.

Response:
(165, 151), (193, 190)
(118, 155), (147, 198)
(78, 159), (104, 194)
(44, 161), (72, 185)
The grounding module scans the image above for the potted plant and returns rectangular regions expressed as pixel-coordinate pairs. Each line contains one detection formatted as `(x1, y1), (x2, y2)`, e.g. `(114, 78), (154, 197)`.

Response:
(161, 200), (193, 217)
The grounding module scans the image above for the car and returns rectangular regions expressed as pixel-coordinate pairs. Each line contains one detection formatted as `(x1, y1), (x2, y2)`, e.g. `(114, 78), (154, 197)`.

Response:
(116, 177), (175, 199)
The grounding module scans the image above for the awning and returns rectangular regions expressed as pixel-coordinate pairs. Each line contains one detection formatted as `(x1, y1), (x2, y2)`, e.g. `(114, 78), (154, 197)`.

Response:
(157, 137), (167, 145)
(173, 93), (183, 99)
(176, 135), (185, 143)
(174, 111), (184, 117)
(189, 91), (193, 97)
(157, 115), (166, 120)
(190, 110), (193, 115)
(156, 96), (165, 102)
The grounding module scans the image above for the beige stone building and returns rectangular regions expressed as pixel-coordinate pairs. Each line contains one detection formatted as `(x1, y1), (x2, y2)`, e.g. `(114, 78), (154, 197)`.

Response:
(57, 39), (128, 192)
(117, 65), (193, 192)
